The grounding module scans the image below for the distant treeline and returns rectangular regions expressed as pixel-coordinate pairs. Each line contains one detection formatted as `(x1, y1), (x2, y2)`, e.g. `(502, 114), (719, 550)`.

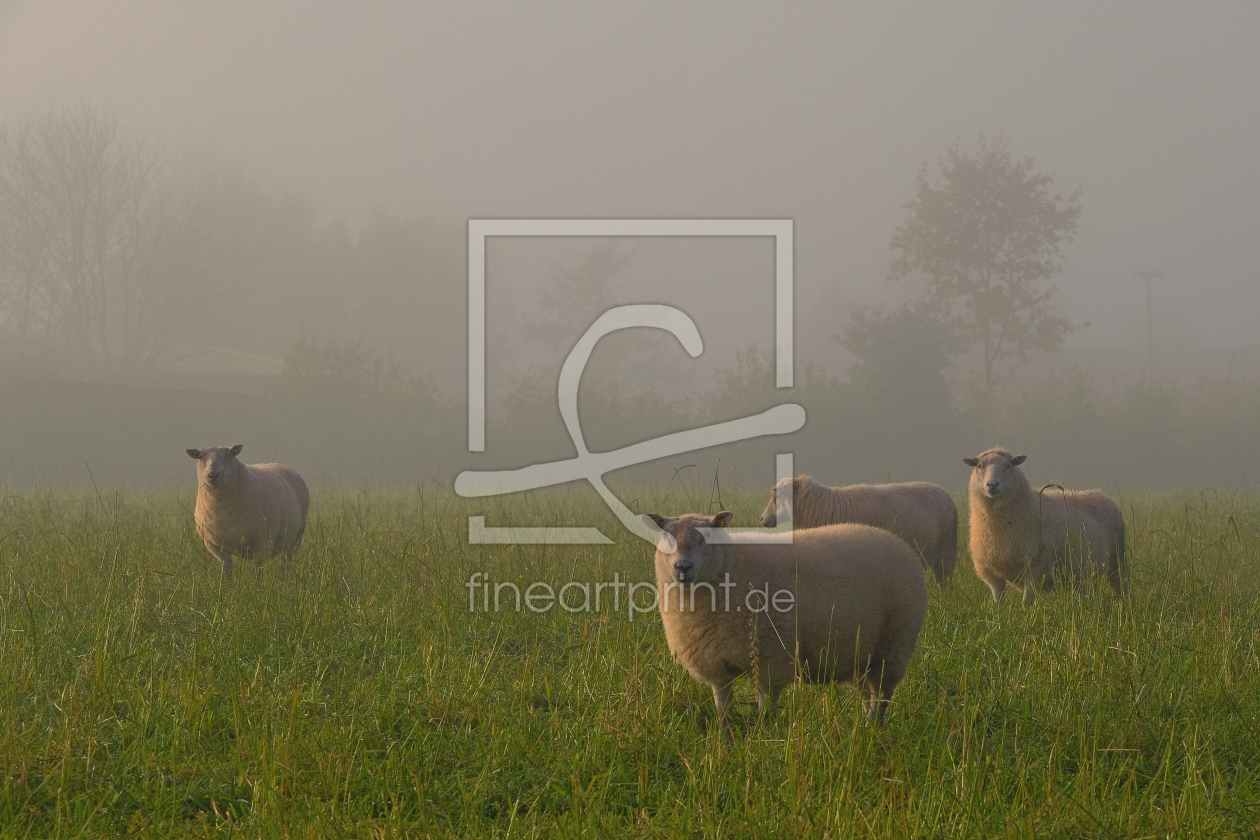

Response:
(2, 113), (1254, 491)
(0, 107), (465, 382)
(3, 337), (1259, 491)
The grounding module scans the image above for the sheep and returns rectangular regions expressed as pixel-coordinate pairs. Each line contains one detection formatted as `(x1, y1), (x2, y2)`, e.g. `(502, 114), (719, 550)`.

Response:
(186, 444), (310, 578)
(963, 448), (1126, 605)
(641, 511), (929, 735)
(760, 475), (959, 585)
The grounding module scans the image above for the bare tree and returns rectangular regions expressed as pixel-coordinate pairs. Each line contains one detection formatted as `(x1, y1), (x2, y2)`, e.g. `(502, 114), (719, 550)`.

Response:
(0, 107), (244, 376)
(0, 120), (63, 345)
(113, 161), (254, 370)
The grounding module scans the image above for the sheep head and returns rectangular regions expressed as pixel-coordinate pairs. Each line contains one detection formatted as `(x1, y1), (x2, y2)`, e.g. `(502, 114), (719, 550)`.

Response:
(187, 444), (245, 489)
(760, 474), (811, 527)
(641, 511), (733, 583)
(964, 449), (1026, 500)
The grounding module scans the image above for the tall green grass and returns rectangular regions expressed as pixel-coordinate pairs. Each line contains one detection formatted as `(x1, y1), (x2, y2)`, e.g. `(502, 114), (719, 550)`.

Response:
(0, 484), (1257, 837)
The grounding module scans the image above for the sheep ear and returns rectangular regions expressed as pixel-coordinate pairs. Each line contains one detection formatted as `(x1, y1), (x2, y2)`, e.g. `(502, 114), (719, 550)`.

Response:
(1012, 455), (1026, 466)
(712, 511), (734, 528)
(641, 514), (667, 532)
(230, 444), (243, 456)
(187, 449), (202, 460)
(963, 458), (978, 467)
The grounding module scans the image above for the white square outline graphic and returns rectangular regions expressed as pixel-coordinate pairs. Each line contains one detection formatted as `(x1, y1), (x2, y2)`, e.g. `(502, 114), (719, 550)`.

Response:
(467, 218), (793, 452)
(462, 218), (796, 545)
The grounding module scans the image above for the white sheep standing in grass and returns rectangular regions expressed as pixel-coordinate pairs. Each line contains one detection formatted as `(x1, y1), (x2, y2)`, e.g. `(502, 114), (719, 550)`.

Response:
(964, 448), (1126, 605)
(760, 475), (959, 585)
(642, 511), (929, 736)
(186, 444), (310, 578)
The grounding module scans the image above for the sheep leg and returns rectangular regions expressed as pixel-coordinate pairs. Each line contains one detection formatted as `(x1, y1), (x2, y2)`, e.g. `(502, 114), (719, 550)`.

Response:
(862, 658), (904, 726)
(239, 541), (264, 571)
(923, 545), (947, 587)
(1107, 566), (1126, 597)
(1107, 547), (1128, 596)
(216, 548), (235, 580)
(1022, 554), (1055, 605)
(863, 695), (888, 725)
(1021, 572), (1054, 605)
(713, 683), (735, 739)
(931, 558), (947, 587)
(757, 683), (785, 719)
(984, 577), (1007, 603)
(273, 523), (303, 554)
(1033, 571), (1056, 602)
(200, 539), (235, 579)
(290, 520), (307, 552)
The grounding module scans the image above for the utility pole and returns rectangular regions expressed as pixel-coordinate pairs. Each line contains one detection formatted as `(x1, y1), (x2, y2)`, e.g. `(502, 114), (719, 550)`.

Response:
(1134, 270), (1162, 377)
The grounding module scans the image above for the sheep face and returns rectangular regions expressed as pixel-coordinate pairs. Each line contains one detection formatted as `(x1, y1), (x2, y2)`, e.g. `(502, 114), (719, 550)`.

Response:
(759, 476), (797, 527)
(187, 444), (245, 489)
(964, 449), (1026, 500)
(641, 511), (734, 583)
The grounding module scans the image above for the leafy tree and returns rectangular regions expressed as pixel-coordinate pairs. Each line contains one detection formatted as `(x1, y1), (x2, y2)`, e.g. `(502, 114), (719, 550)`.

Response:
(517, 239), (684, 400)
(338, 208), (464, 375)
(835, 301), (963, 423)
(273, 329), (436, 411)
(520, 239), (638, 355)
(705, 346), (841, 425)
(991, 364), (1103, 477)
(270, 330), (457, 478)
(889, 135), (1083, 390)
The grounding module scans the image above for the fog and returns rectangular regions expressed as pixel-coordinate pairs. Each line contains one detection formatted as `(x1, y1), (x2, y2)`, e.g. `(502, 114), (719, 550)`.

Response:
(1, 2), (1259, 492)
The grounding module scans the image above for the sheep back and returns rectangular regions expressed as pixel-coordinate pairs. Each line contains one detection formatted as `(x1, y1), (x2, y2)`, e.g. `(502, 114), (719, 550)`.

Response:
(764, 475), (958, 584)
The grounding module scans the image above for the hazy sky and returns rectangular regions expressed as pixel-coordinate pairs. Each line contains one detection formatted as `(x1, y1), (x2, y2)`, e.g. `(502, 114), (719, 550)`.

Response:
(2, 1), (1258, 355)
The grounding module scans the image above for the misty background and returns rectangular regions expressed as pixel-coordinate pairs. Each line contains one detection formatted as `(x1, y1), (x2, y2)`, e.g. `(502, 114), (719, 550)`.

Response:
(1, 2), (1259, 495)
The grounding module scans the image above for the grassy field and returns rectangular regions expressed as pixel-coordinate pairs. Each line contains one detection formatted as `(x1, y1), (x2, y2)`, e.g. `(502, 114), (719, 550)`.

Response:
(0, 482), (1258, 838)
